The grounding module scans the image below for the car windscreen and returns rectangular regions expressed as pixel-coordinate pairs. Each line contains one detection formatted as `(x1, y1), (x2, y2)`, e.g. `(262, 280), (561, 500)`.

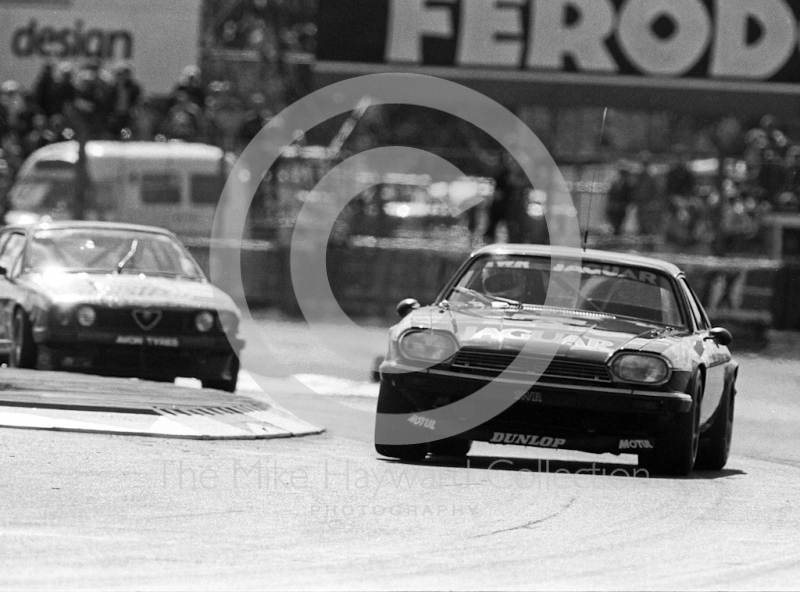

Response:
(448, 255), (685, 327)
(26, 229), (204, 279)
(9, 177), (76, 215)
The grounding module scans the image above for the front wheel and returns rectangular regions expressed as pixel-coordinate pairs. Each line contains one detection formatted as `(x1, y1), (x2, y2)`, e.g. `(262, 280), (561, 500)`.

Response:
(374, 380), (428, 461)
(695, 379), (735, 471)
(641, 376), (702, 476)
(201, 356), (239, 393)
(9, 308), (37, 369)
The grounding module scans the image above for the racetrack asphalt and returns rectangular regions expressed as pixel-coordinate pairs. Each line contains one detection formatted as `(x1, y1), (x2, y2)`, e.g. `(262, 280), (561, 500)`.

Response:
(1, 316), (799, 590)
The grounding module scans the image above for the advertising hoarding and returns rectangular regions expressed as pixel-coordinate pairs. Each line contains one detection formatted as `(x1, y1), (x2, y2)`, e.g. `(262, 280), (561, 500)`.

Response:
(0, 0), (201, 95)
(316, 0), (800, 116)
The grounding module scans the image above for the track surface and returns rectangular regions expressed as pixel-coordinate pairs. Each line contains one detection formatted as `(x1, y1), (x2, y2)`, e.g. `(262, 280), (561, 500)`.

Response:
(1, 314), (799, 590)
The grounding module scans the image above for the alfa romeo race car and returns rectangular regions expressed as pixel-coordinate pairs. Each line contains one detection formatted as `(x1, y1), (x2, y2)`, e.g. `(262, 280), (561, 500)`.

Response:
(374, 245), (738, 476)
(0, 221), (244, 391)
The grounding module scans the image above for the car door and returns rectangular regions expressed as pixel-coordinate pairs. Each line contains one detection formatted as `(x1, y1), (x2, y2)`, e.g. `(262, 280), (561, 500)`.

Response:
(679, 276), (727, 425)
(0, 231), (28, 350)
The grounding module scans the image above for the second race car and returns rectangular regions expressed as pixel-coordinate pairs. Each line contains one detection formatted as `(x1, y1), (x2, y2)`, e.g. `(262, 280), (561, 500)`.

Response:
(0, 221), (244, 391)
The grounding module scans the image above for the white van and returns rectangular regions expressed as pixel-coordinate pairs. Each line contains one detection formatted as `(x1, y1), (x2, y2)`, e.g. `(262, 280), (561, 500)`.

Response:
(5, 141), (234, 238)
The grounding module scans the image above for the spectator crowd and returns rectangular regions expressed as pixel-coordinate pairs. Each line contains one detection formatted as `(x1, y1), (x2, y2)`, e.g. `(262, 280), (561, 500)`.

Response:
(3, 55), (800, 258)
(0, 59), (143, 209)
(604, 115), (800, 256)
(0, 59), (282, 208)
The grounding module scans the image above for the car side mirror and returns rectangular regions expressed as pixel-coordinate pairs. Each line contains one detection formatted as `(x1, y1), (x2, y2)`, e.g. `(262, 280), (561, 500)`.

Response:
(396, 298), (420, 318)
(706, 327), (733, 346)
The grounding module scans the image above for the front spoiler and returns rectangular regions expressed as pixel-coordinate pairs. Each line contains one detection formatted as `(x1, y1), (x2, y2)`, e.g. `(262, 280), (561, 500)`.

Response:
(382, 362), (693, 415)
(381, 362), (693, 455)
(34, 328), (244, 352)
(463, 427), (657, 455)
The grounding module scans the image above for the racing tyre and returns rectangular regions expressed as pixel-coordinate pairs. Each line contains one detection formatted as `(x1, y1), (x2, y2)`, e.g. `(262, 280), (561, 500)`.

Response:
(10, 308), (37, 369)
(202, 356), (239, 393)
(641, 376), (702, 476)
(429, 437), (472, 457)
(695, 378), (735, 471)
(374, 380), (428, 462)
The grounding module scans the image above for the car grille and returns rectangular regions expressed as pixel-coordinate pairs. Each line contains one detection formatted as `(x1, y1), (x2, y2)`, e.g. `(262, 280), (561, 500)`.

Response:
(450, 349), (612, 383)
(93, 308), (201, 334)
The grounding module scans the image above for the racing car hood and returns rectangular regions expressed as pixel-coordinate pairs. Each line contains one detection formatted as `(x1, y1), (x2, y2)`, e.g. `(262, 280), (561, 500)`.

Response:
(404, 305), (688, 362)
(24, 271), (240, 313)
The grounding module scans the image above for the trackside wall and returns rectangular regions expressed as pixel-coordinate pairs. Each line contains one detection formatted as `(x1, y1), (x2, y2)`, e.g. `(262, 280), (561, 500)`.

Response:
(187, 241), (796, 339)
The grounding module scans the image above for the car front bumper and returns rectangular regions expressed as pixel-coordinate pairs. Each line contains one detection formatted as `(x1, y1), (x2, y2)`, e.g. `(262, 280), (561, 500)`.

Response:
(380, 361), (693, 455)
(33, 328), (244, 381)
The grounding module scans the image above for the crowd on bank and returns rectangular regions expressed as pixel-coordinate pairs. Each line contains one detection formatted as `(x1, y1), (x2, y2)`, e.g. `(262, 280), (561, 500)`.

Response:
(211, 0), (316, 55)
(602, 116), (799, 256)
(0, 60), (278, 201)
(2, 59), (799, 256)
(472, 116), (799, 256)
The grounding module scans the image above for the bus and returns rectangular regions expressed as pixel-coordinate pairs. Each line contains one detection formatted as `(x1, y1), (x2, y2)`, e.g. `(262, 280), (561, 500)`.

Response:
(5, 141), (233, 238)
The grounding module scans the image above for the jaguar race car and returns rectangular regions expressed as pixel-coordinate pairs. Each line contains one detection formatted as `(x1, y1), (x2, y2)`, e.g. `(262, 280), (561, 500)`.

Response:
(374, 245), (738, 476)
(0, 221), (244, 391)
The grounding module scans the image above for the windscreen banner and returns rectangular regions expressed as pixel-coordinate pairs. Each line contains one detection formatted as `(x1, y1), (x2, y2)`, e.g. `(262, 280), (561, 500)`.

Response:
(0, 0), (201, 94)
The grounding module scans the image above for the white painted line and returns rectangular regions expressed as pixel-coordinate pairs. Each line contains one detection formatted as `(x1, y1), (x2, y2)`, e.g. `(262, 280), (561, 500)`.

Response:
(0, 405), (322, 440)
(174, 377), (203, 389)
(293, 374), (379, 398)
(247, 409), (322, 437)
(174, 372), (266, 393)
(0, 409), (156, 434)
(236, 370), (266, 393)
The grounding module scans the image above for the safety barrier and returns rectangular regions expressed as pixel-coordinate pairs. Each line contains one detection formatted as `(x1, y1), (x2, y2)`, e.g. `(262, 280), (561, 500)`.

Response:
(662, 254), (780, 326)
(185, 240), (788, 338)
(772, 260), (800, 331)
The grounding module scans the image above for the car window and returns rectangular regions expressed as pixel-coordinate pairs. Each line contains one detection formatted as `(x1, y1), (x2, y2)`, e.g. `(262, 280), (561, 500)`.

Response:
(9, 177), (76, 214)
(679, 278), (708, 331)
(0, 233), (26, 272)
(448, 255), (685, 327)
(584, 275), (684, 326)
(27, 228), (203, 279)
(190, 173), (225, 205)
(0, 232), (11, 254)
(140, 173), (181, 204)
(689, 282), (712, 328)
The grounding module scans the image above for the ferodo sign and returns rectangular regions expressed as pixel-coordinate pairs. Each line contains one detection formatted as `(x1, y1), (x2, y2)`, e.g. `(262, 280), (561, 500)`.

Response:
(0, 0), (201, 94)
(317, 0), (800, 84)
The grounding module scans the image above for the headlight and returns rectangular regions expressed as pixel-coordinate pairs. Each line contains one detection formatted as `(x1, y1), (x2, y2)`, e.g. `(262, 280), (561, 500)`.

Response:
(76, 305), (96, 327)
(610, 353), (670, 384)
(399, 330), (457, 362)
(195, 311), (215, 333)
